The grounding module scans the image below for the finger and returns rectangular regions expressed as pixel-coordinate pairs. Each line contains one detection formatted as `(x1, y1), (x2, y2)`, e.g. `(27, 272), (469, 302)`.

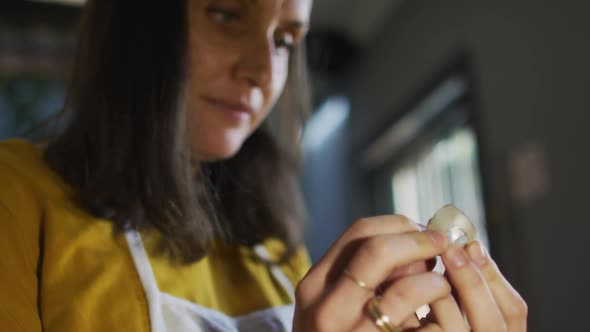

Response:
(429, 295), (469, 332)
(298, 215), (425, 301)
(355, 273), (451, 331)
(388, 260), (433, 280)
(465, 242), (528, 331)
(442, 246), (506, 332)
(412, 322), (443, 332)
(316, 215), (423, 275)
(396, 311), (422, 330)
(322, 231), (448, 321)
(345, 231), (447, 294)
(313, 232), (447, 330)
(377, 261), (433, 296)
(402, 312), (422, 329)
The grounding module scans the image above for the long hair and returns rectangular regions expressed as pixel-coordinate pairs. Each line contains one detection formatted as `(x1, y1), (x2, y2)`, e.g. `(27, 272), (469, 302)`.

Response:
(44, 0), (310, 263)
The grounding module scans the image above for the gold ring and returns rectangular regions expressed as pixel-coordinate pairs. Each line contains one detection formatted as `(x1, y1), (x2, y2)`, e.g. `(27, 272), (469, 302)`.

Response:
(365, 296), (402, 332)
(343, 269), (375, 292)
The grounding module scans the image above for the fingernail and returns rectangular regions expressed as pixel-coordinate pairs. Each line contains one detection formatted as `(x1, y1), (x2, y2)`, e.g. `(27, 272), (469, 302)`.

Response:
(444, 246), (467, 268)
(425, 231), (448, 250)
(467, 242), (487, 267)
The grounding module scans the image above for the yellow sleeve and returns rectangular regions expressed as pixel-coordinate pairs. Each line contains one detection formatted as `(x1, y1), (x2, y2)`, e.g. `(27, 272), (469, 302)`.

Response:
(282, 245), (312, 287)
(291, 246), (311, 283)
(0, 161), (43, 331)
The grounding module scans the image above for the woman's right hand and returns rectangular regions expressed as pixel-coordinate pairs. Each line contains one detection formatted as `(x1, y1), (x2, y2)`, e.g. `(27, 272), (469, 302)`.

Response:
(292, 215), (452, 331)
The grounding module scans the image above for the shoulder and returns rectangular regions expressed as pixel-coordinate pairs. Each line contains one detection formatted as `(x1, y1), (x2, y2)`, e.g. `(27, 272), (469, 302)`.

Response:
(0, 139), (44, 286)
(0, 138), (71, 229)
(0, 138), (49, 191)
(0, 138), (44, 218)
(0, 138), (42, 163)
(0, 138), (72, 206)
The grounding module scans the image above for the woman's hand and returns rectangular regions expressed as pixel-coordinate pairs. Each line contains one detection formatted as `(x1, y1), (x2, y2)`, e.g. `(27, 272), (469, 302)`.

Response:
(292, 215), (528, 331)
(292, 215), (451, 331)
(423, 241), (528, 331)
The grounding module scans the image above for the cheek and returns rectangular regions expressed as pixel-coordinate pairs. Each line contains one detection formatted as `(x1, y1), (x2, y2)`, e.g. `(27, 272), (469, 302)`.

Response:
(269, 56), (290, 105)
(251, 56), (289, 126)
(187, 42), (231, 93)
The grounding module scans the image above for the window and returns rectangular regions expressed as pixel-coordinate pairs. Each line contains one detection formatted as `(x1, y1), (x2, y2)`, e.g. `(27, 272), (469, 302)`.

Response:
(391, 125), (489, 248)
(361, 64), (490, 318)
(362, 66), (489, 248)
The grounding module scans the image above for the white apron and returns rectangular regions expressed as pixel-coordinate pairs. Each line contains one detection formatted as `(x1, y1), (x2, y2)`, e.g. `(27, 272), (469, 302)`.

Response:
(125, 231), (296, 332)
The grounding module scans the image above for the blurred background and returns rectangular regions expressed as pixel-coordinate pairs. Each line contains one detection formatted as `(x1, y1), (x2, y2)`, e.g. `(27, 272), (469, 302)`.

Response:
(1, 0), (589, 330)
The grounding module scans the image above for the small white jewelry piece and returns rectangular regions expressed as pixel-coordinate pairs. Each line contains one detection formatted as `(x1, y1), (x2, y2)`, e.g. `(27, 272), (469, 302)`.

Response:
(426, 204), (476, 245)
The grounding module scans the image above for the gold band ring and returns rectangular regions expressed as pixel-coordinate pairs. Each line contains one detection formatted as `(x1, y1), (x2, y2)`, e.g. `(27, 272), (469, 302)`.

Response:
(365, 296), (402, 332)
(343, 269), (375, 292)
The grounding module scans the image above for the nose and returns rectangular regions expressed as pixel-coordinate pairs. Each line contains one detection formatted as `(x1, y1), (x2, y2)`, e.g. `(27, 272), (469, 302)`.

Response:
(233, 34), (274, 88)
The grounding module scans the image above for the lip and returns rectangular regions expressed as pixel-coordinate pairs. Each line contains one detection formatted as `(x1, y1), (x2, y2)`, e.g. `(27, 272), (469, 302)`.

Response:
(201, 96), (253, 114)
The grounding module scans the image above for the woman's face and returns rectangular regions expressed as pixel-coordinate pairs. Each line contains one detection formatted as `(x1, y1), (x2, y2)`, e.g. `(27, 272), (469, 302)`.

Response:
(186, 0), (312, 161)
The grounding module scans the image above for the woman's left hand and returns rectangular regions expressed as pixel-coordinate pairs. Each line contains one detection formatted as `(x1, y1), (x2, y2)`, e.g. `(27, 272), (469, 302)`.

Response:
(417, 241), (528, 331)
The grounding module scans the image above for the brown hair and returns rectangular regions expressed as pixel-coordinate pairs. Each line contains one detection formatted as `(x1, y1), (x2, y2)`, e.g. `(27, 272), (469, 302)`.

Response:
(44, 0), (310, 263)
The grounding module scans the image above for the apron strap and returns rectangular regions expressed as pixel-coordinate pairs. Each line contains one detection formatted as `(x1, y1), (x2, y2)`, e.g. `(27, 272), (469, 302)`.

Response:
(126, 230), (295, 332)
(253, 244), (295, 302)
(125, 231), (168, 332)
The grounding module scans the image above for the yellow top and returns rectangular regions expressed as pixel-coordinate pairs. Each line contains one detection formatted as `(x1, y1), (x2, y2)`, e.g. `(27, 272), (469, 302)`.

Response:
(0, 138), (311, 332)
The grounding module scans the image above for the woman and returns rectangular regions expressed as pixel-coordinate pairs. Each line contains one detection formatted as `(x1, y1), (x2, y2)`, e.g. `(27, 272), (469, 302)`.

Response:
(0, 0), (527, 331)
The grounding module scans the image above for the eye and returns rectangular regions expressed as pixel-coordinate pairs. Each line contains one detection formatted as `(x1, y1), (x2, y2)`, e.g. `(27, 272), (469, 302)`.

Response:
(207, 8), (240, 24)
(275, 33), (295, 53)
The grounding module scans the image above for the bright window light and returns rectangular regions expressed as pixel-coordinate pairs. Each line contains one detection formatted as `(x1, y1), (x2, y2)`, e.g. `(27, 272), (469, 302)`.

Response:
(391, 126), (489, 248)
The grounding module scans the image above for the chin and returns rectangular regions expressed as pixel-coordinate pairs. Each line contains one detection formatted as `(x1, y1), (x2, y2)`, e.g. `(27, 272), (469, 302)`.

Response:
(190, 127), (252, 161)
(195, 141), (245, 162)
